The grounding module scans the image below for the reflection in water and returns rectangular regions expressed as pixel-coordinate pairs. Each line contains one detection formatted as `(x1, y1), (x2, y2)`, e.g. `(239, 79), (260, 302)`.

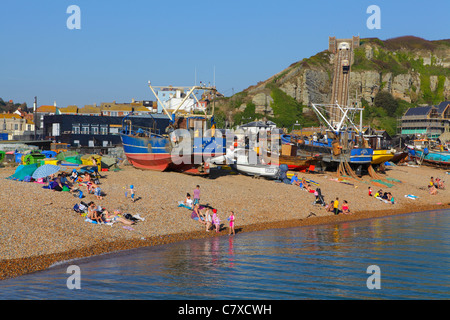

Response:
(1, 210), (449, 299)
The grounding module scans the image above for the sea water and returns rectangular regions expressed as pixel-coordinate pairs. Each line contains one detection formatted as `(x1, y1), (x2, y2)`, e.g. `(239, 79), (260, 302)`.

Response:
(0, 210), (449, 299)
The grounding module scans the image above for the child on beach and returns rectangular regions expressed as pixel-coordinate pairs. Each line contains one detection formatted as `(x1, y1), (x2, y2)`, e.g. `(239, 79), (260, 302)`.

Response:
(205, 208), (212, 232)
(92, 183), (103, 200)
(70, 169), (78, 183)
(125, 185), (136, 202)
(368, 186), (373, 197)
(228, 211), (235, 236)
(178, 193), (193, 209)
(193, 185), (200, 205)
(212, 209), (220, 233)
(333, 197), (339, 215)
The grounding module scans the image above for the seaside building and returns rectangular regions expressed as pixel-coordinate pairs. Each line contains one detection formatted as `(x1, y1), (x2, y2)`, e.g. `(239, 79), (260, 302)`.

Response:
(43, 114), (170, 148)
(35, 104), (57, 138)
(400, 101), (450, 139)
(0, 113), (35, 140)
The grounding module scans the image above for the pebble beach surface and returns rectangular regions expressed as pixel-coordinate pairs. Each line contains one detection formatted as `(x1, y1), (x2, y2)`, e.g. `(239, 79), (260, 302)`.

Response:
(1, 163), (449, 280)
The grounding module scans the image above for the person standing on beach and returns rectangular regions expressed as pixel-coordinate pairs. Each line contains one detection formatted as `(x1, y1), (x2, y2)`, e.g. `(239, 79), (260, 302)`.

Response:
(212, 209), (220, 233)
(333, 198), (339, 215)
(228, 211), (235, 236)
(193, 185), (200, 206)
(205, 208), (212, 232)
(368, 186), (373, 197)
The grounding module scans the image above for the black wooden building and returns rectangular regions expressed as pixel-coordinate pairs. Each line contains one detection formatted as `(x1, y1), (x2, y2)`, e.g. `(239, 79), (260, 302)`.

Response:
(43, 114), (171, 147)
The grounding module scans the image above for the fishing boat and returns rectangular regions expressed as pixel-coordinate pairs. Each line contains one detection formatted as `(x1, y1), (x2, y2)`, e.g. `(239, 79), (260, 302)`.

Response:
(407, 139), (450, 167)
(120, 82), (224, 175)
(390, 150), (408, 163)
(371, 149), (394, 165)
(364, 133), (394, 165)
(292, 103), (373, 174)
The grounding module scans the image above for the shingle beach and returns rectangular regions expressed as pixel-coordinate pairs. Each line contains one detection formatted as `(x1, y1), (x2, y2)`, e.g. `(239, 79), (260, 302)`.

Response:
(1, 163), (449, 280)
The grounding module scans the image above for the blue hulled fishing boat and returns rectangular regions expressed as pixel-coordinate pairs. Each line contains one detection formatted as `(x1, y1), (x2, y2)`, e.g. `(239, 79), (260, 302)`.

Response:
(120, 82), (225, 175)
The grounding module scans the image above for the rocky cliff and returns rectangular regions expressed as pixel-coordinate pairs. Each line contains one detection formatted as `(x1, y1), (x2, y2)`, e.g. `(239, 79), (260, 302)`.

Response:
(223, 36), (450, 119)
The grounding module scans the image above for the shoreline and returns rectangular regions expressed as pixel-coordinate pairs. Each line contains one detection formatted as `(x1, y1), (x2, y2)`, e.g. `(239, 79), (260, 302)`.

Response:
(1, 162), (449, 281)
(1, 203), (449, 281)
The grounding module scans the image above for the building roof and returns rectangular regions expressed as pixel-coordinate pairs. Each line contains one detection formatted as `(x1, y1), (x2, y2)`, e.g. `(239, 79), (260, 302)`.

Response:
(59, 106), (79, 113)
(36, 105), (57, 113)
(0, 113), (22, 119)
(78, 106), (101, 114)
(404, 106), (433, 117)
(436, 101), (450, 114)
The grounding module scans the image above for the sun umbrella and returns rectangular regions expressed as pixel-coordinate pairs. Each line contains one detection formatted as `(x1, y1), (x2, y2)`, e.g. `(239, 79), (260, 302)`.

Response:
(32, 164), (61, 179)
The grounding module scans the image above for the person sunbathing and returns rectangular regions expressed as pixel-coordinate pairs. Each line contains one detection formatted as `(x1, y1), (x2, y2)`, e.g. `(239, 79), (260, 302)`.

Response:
(428, 185), (438, 195)
(103, 210), (135, 225)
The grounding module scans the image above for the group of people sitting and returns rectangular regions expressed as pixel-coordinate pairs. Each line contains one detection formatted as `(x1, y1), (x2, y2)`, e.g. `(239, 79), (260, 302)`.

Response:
(45, 168), (104, 200)
(428, 176), (444, 195)
(290, 173), (315, 192)
(325, 197), (351, 215)
(77, 201), (144, 225)
(368, 187), (395, 204)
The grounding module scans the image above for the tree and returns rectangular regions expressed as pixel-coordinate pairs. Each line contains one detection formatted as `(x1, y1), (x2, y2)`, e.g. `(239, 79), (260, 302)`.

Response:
(374, 91), (398, 115)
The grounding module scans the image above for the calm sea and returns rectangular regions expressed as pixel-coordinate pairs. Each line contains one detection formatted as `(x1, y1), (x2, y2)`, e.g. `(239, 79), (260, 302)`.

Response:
(1, 210), (449, 300)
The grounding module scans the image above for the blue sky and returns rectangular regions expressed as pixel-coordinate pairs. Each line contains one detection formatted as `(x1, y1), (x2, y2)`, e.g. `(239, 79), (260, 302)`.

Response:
(1, 0), (449, 109)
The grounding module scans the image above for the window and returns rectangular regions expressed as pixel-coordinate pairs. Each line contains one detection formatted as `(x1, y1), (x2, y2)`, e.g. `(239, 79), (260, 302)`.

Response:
(81, 125), (89, 135)
(91, 125), (99, 135)
(110, 127), (119, 134)
(100, 125), (108, 135)
(52, 123), (60, 136)
(72, 124), (80, 134)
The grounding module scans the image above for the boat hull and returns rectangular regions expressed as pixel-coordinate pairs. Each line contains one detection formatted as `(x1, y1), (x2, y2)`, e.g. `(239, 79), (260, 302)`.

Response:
(371, 149), (394, 165)
(230, 163), (280, 179)
(408, 148), (450, 167)
(265, 154), (320, 171)
(349, 148), (373, 164)
(121, 133), (210, 175)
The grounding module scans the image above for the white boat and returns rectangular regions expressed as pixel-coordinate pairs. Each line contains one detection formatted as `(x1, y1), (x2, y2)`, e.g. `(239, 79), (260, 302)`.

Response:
(229, 148), (280, 179)
(231, 163), (280, 179)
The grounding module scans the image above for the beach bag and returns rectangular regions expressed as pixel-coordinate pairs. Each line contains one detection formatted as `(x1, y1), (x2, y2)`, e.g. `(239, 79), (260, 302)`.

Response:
(23, 175), (33, 182)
